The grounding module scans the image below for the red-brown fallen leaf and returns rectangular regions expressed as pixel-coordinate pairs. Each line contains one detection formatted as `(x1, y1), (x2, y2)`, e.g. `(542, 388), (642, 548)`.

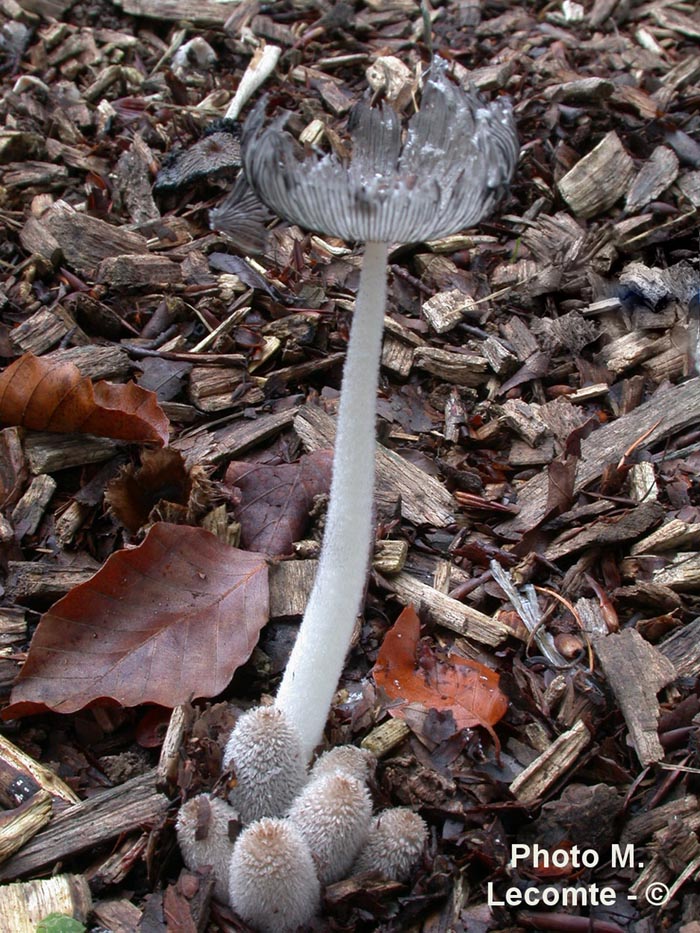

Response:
(224, 449), (333, 556)
(3, 523), (269, 717)
(0, 352), (169, 445)
(372, 606), (508, 750)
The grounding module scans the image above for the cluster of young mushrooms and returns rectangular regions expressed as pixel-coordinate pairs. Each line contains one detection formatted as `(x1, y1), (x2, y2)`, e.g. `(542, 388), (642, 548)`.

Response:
(177, 57), (518, 931)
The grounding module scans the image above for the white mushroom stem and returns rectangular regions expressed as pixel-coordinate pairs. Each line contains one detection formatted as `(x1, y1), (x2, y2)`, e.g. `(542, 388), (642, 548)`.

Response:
(276, 239), (389, 761)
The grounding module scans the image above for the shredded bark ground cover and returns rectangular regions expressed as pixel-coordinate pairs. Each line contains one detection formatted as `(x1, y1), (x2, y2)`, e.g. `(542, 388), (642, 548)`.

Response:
(0, 0), (699, 930)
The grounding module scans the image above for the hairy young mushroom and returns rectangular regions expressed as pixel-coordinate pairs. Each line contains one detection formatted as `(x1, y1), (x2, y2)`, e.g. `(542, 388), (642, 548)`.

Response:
(241, 57), (519, 761)
(228, 817), (320, 933)
(353, 807), (428, 881)
(222, 705), (307, 823)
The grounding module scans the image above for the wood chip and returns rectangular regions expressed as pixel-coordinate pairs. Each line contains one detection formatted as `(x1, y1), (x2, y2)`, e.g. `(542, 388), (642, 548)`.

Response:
(361, 719), (410, 758)
(412, 347), (490, 386)
(557, 131), (635, 218)
(113, 0), (239, 25)
(510, 720), (591, 803)
(651, 552), (700, 591)
(625, 146), (679, 213)
(269, 559), (317, 618)
(421, 289), (474, 334)
(24, 433), (121, 475)
(9, 306), (85, 355)
(0, 789), (52, 865)
(658, 618), (700, 678)
(595, 628), (676, 765)
(96, 254), (182, 287)
(545, 501), (664, 561)
(381, 571), (509, 647)
(631, 518), (700, 556)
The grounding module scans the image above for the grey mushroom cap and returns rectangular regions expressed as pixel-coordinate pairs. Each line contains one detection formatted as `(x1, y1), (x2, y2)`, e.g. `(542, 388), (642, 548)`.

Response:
(241, 57), (518, 244)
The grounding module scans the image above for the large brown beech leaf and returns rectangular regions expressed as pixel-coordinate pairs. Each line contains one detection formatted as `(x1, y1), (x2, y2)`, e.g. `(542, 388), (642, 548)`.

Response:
(4, 524), (269, 717)
(224, 449), (333, 556)
(0, 352), (169, 445)
(372, 606), (508, 751)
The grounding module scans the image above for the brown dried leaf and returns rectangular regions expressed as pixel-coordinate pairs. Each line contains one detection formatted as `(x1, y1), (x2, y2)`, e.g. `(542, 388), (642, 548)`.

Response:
(224, 449), (333, 556)
(372, 606), (508, 748)
(0, 352), (169, 445)
(105, 448), (200, 532)
(4, 523), (268, 717)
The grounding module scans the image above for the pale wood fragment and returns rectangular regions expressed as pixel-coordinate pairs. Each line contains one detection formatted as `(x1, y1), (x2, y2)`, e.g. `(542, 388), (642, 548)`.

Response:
(630, 830), (700, 908)
(412, 347), (490, 386)
(631, 519), (700, 556)
(651, 552), (700, 591)
(510, 720), (591, 803)
(113, 0), (239, 25)
(595, 628), (676, 765)
(294, 405), (455, 528)
(269, 559), (316, 618)
(47, 344), (131, 381)
(361, 719), (410, 758)
(172, 409), (297, 466)
(444, 387), (467, 443)
(0, 734), (79, 808)
(421, 289), (474, 334)
(625, 146), (679, 213)
(629, 461), (658, 503)
(658, 618), (700, 678)
(157, 705), (194, 788)
(500, 315), (540, 360)
(545, 77), (613, 103)
(596, 331), (658, 374)
(678, 170), (700, 207)
(381, 335), (414, 377)
(11, 474), (56, 538)
(24, 433), (120, 474)
(97, 254), (182, 286)
(372, 539), (408, 574)
(558, 131), (634, 218)
(5, 560), (98, 601)
(0, 608), (26, 648)
(381, 572), (509, 647)
(9, 306), (85, 355)
(92, 899), (143, 933)
(498, 399), (548, 447)
(0, 874), (91, 931)
(0, 789), (52, 864)
(34, 201), (149, 277)
(481, 335), (518, 376)
(55, 501), (90, 546)
(0, 769), (168, 880)
(188, 365), (255, 412)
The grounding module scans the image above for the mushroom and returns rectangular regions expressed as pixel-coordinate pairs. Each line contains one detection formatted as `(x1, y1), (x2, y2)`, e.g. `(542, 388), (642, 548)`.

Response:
(228, 817), (320, 933)
(287, 770), (373, 884)
(222, 705), (307, 824)
(241, 57), (519, 761)
(353, 807), (428, 881)
(176, 793), (239, 901)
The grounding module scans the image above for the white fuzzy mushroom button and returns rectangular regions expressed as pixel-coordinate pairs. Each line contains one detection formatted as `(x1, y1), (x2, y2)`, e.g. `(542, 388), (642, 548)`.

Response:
(241, 57), (519, 763)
